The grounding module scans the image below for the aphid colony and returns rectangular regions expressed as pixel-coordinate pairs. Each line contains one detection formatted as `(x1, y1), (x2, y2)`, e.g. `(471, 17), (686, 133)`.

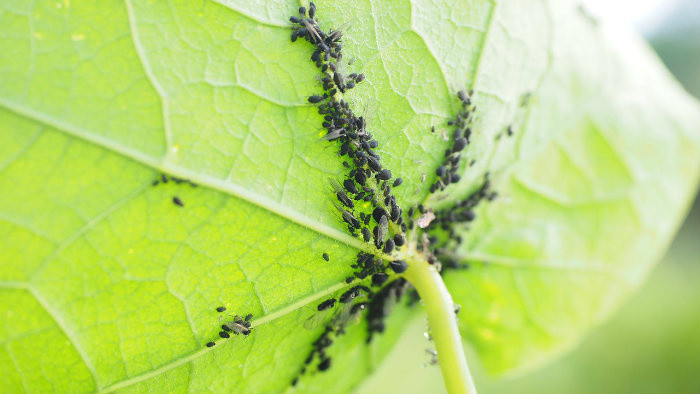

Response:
(429, 90), (476, 193)
(429, 175), (496, 270)
(286, 1), (500, 384)
(150, 173), (198, 208)
(205, 306), (253, 348)
(290, 3), (407, 260)
(287, 3), (417, 382)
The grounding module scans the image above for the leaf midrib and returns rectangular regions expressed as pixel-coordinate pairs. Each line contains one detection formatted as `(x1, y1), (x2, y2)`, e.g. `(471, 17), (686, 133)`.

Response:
(0, 97), (377, 256)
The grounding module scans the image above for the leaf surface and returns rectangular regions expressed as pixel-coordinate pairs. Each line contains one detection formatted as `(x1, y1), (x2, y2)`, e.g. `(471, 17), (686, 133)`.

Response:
(0, 0), (698, 393)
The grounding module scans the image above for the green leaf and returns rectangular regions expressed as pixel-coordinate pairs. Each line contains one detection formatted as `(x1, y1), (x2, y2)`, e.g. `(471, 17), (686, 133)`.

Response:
(0, 1), (698, 394)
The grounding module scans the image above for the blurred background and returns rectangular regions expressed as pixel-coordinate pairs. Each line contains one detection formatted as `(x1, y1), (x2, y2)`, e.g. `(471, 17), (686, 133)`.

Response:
(355, 0), (700, 393)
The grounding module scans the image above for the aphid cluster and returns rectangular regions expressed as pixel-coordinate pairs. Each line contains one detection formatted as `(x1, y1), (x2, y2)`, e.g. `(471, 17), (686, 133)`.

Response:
(205, 307), (253, 348)
(151, 173), (198, 188)
(430, 175), (495, 242)
(429, 90), (476, 193)
(151, 174), (198, 208)
(290, 3), (407, 258)
(366, 278), (409, 339)
(288, 4), (416, 382)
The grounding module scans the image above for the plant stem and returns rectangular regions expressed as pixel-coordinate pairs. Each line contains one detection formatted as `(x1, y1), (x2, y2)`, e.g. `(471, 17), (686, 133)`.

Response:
(402, 258), (478, 394)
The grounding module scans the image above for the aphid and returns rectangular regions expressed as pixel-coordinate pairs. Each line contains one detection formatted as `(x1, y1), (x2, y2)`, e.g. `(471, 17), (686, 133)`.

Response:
(345, 276), (355, 284)
(299, 6), (306, 16)
(317, 298), (336, 311)
(371, 273), (389, 286)
(393, 234), (405, 247)
(383, 239), (395, 254)
(376, 169), (392, 181)
(172, 196), (184, 207)
(355, 170), (366, 186)
(336, 190), (354, 208)
(318, 358), (332, 371)
(245, 314), (253, 321)
(308, 1), (316, 18)
(216, 306), (226, 312)
(390, 204), (401, 222)
(339, 287), (360, 303)
(219, 331), (230, 339)
(333, 72), (345, 90)
(290, 16), (302, 23)
(367, 156), (382, 172)
(206, 341), (215, 347)
(392, 178), (403, 187)
(436, 166), (446, 177)
(343, 178), (358, 194)
(361, 227), (371, 242)
(376, 215), (388, 243)
(333, 201), (360, 228)
(457, 89), (470, 105)
(372, 207), (387, 223)
(431, 126), (436, 133)
(308, 94), (325, 103)
(453, 137), (467, 152)
(389, 260), (408, 274)
(322, 252), (330, 261)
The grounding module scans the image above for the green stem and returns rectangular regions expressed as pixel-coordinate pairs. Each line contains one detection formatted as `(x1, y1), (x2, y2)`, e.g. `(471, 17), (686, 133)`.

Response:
(403, 258), (478, 394)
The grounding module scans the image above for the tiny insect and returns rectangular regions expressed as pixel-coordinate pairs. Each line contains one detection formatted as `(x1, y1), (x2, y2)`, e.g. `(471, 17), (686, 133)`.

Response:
(389, 260), (408, 273)
(382, 239), (395, 254)
(219, 331), (230, 339)
(361, 227), (371, 242)
(172, 196), (184, 207)
(372, 272), (388, 286)
(318, 357), (332, 371)
(322, 252), (329, 261)
(317, 298), (336, 311)
(453, 137), (467, 152)
(308, 94), (325, 103)
(206, 341), (215, 347)
(216, 306), (226, 312)
(343, 178), (358, 194)
(436, 166), (446, 177)
(392, 177), (403, 187)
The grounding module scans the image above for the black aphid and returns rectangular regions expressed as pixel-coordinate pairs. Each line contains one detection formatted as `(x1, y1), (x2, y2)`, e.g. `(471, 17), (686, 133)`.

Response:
(206, 341), (215, 347)
(336, 190), (354, 208)
(371, 273), (388, 286)
(322, 252), (330, 261)
(361, 227), (371, 242)
(453, 137), (467, 152)
(382, 239), (395, 254)
(216, 306), (226, 312)
(393, 234), (405, 246)
(376, 169), (392, 181)
(219, 331), (230, 339)
(392, 178), (403, 187)
(172, 196), (184, 207)
(318, 358), (331, 371)
(389, 260), (408, 274)
(340, 287), (360, 303)
(317, 298), (336, 311)
(436, 166), (446, 177)
(308, 94), (325, 103)
(343, 179), (358, 194)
